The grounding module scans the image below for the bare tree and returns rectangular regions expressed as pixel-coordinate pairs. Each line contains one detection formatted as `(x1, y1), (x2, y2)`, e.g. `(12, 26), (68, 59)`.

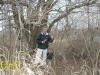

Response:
(0, 0), (97, 49)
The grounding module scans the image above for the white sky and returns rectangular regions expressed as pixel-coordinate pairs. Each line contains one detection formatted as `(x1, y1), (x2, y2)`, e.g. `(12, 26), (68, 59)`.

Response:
(71, 0), (75, 2)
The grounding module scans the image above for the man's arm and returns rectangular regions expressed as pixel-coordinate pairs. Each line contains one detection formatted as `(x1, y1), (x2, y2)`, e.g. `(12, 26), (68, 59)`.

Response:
(37, 34), (47, 44)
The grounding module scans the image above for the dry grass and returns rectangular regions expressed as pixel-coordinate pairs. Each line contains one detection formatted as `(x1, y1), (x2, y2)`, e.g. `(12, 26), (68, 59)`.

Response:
(0, 28), (100, 75)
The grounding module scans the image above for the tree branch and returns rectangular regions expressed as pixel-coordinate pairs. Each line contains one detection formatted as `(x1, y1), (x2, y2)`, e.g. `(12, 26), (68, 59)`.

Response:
(48, 0), (97, 32)
(0, 0), (28, 6)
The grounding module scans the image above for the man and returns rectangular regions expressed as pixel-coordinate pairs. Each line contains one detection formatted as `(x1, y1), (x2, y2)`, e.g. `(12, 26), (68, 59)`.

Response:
(34, 26), (53, 66)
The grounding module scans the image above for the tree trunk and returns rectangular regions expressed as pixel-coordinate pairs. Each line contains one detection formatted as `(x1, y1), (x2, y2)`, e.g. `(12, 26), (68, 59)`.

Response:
(24, 19), (48, 49)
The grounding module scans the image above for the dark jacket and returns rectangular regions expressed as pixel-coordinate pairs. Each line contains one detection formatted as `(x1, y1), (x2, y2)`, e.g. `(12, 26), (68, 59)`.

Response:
(37, 32), (53, 49)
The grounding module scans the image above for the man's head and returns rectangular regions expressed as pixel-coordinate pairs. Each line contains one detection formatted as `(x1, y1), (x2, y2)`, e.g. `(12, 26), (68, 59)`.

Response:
(42, 26), (48, 33)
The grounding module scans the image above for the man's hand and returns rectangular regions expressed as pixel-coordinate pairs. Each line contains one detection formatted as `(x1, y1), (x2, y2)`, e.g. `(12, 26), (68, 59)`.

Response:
(42, 39), (47, 44)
